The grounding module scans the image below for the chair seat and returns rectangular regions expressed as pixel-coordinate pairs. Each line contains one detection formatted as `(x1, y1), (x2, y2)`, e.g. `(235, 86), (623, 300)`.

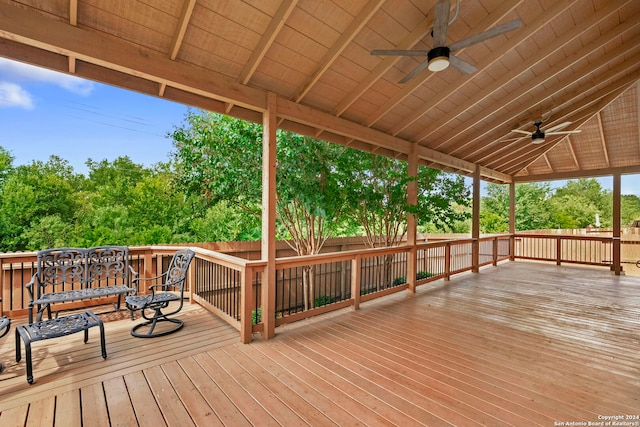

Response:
(125, 292), (180, 309)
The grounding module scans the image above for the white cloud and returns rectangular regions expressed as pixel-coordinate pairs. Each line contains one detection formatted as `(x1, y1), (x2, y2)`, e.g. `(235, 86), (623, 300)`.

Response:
(0, 82), (34, 110)
(0, 58), (94, 96)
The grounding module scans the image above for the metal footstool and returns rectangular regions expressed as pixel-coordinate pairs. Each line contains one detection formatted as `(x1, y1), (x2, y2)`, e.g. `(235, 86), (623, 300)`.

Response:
(15, 310), (107, 384)
(0, 315), (10, 373)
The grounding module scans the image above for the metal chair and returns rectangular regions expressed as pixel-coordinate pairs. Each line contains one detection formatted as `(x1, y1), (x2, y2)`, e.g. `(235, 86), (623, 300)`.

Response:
(125, 249), (195, 338)
(0, 298), (10, 372)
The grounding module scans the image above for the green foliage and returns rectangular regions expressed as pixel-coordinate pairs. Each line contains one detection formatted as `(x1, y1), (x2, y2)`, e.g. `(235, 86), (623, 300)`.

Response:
(416, 271), (433, 280)
(252, 308), (262, 325)
(314, 295), (333, 307)
(392, 276), (406, 286)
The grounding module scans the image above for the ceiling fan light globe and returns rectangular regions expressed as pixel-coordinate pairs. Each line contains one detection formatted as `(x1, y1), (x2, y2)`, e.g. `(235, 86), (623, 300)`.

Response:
(427, 46), (450, 72)
(428, 57), (450, 72)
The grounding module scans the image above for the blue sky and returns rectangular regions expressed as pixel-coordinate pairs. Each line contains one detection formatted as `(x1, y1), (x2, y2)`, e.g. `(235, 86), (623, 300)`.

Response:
(0, 57), (637, 195)
(0, 58), (188, 175)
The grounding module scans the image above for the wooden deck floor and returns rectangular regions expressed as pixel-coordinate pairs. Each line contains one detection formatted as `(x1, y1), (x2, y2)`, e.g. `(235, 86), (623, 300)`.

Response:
(1, 261), (639, 426)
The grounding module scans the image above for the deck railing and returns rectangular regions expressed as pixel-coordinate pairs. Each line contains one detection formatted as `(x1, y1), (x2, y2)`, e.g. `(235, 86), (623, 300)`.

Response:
(514, 233), (614, 266)
(0, 233), (623, 343)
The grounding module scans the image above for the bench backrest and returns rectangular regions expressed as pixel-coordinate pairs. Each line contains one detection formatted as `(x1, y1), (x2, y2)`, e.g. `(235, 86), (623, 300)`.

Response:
(36, 246), (131, 297)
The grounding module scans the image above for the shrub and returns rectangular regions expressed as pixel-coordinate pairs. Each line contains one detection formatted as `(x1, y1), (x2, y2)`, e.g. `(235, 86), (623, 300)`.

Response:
(315, 294), (333, 307)
(252, 308), (262, 324)
(393, 276), (406, 286)
(416, 270), (433, 280)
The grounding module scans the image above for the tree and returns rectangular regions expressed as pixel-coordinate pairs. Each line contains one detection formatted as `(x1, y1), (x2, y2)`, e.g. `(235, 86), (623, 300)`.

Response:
(337, 149), (470, 288)
(481, 182), (553, 232)
(0, 156), (81, 251)
(551, 179), (611, 227)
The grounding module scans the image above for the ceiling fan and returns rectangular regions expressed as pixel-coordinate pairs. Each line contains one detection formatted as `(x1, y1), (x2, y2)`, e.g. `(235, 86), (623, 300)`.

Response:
(507, 121), (582, 144)
(370, 0), (522, 83)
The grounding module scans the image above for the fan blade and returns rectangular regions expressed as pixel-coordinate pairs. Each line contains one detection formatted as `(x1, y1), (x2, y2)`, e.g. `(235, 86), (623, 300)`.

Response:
(546, 130), (582, 135)
(399, 59), (430, 83)
(498, 137), (527, 142)
(432, 1), (450, 46)
(449, 54), (477, 74)
(511, 129), (532, 135)
(449, 19), (522, 52)
(543, 121), (572, 133)
(370, 49), (430, 56)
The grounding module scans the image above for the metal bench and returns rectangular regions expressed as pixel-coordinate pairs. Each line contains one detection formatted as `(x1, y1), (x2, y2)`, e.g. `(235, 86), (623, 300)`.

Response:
(15, 310), (106, 384)
(27, 246), (137, 323)
(0, 311), (10, 373)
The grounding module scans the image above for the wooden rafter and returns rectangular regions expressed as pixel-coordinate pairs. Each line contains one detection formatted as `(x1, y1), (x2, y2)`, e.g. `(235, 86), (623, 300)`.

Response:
(68, 0), (78, 73)
(502, 81), (638, 175)
(597, 111), (610, 167)
(388, 0), (524, 135)
(428, 2), (637, 153)
(462, 38), (640, 167)
(482, 67), (640, 172)
(331, 4), (448, 117)
(293, 0), (384, 103)
(169, 0), (196, 61)
(567, 135), (580, 169)
(542, 153), (553, 173)
(238, 0), (297, 86)
(457, 26), (640, 162)
(364, 0), (524, 129)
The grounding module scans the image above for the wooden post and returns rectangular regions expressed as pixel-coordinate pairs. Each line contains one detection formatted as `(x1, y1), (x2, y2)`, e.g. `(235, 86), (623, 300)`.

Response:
(556, 237), (562, 266)
(613, 173), (621, 275)
(261, 92), (277, 339)
(445, 243), (451, 281)
(240, 265), (254, 344)
(509, 181), (516, 261)
(406, 143), (418, 293)
(492, 238), (498, 266)
(472, 165), (480, 273)
(351, 255), (361, 310)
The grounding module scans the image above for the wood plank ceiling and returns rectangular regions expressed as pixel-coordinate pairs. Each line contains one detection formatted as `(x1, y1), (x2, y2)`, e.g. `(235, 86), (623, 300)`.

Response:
(0, 0), (639, 184)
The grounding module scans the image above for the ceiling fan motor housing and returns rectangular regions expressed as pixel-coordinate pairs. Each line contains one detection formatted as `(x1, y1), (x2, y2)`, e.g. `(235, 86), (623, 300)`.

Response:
(531, 131), (545, 144)
(428, 46), (450, 71)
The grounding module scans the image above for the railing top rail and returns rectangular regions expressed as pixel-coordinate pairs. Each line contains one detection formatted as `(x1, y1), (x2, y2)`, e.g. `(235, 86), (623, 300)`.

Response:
(514, 233), (613, 242)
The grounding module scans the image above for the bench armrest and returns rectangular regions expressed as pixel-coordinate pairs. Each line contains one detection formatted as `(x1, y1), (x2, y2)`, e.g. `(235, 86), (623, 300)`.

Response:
(25, 274), (38, 303)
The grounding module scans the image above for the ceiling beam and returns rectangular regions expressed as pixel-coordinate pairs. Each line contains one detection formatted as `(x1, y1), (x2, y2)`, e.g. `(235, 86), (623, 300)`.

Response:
(293, 0), (384, 103)
(276, 96), (508, 180)
(238, 0), (297, 85)
(68, 0), (78, 73)
(567, 135), (580, 169)
(0, 2), (269, 111)
(364, 0), (524, 129)
(513, 164), (640, 183)
(597, 111), (610, 167)
(169, 0), (196, 61)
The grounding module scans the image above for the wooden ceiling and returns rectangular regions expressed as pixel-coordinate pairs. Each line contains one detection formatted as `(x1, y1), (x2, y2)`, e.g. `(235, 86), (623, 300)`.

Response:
(0, 0), (639, 184)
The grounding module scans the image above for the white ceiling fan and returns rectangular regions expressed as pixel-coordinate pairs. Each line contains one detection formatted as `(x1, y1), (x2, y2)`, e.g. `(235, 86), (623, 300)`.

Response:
(370, 0), (522, 83)
(506, 121), (582, 144)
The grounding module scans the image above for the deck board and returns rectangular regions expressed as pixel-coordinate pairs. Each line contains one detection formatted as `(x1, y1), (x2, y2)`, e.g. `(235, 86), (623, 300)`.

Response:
(1, 261), (639, 426)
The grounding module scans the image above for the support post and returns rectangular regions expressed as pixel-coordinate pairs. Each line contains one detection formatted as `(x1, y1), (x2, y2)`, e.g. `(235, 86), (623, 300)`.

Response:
(472, 165), (480, 273)
(509, 181), (516, 261)
(261, 92), (277, 339)
(613, 173), (621, 275)
(406, 143), (418, 293)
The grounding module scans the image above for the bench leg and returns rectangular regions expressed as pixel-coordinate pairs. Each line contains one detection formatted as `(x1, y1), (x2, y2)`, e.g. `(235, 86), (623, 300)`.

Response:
(98, 321), (107, 359)
(16, 327), (34, 384)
